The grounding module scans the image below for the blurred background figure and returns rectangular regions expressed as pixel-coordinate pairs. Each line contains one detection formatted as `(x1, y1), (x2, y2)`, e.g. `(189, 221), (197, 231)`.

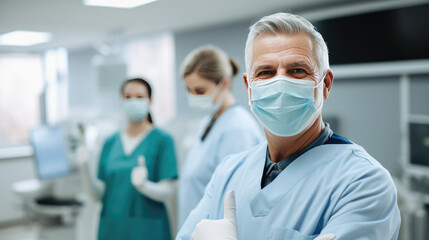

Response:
(1, 1), (429, 239)
(178, 46), (264, 226)
(77, 78), (178, 240)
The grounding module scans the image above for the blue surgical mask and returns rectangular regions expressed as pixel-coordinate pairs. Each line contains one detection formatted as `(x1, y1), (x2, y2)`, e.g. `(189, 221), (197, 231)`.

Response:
(123, 98), (150, 122)
(248, 75), (324, 137)
(187, 83), (222, 113)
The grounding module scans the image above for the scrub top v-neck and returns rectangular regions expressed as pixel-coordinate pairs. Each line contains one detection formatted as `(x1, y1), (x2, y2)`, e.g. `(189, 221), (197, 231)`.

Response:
(97, 128), (178, 240)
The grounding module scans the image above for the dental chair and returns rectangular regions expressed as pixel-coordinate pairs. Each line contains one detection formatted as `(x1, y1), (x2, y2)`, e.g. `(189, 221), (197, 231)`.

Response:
(12, 125), (83, 240)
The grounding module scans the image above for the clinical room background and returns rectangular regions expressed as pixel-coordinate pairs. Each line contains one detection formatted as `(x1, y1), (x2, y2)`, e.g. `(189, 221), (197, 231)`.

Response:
(1, 0), (429, 239)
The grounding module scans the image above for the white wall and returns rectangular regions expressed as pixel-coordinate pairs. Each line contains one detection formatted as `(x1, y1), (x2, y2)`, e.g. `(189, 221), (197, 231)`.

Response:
(323, 76), (402, 176)
(68, 47), (98, 109)
(409, 74), (429, 116)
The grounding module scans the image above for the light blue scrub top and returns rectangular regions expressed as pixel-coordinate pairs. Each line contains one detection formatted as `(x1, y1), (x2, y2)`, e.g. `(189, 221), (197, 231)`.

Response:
(177, 133), (401, 240)
(178, 104), (264, 226)
(98, 128), (178, 240)
(262, 123), (333, 188)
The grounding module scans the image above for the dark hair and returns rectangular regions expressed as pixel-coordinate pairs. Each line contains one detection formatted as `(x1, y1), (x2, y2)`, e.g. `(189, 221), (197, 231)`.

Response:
(120, 78), (153, 123)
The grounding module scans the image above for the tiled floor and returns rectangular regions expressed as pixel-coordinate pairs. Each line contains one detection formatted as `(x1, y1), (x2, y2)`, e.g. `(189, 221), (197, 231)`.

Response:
(0, 196), (100, 240)
(0, 222), (75, 240)
(0, 223), (38, 240)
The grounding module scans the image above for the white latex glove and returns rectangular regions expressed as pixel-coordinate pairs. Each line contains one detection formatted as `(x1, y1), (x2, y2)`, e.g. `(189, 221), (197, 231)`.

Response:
(131, 155), (148, 188)
(191, 189), (238, 240)
(314, 233), (336, 240)
(76, 145), (90, 166)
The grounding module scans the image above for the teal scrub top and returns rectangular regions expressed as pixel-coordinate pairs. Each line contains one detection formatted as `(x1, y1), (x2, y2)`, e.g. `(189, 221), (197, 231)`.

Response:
(97, 128), (178, 240)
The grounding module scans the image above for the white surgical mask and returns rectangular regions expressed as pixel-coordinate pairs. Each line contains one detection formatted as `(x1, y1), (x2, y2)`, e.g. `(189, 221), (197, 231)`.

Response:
(248, 74), (325, 137)
(123, 98), (150, 122)
(187, 83), (222, 113)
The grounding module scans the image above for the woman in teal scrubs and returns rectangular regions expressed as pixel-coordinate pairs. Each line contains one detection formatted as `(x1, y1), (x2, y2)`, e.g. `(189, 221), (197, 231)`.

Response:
(96, 78), (178, 240)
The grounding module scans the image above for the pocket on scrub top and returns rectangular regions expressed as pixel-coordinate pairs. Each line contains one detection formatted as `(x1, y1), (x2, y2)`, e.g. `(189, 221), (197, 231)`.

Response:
(267, 227), (317, 240)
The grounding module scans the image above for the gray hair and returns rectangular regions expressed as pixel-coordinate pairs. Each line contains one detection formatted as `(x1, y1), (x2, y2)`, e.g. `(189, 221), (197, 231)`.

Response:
(245, 12), (329, 78)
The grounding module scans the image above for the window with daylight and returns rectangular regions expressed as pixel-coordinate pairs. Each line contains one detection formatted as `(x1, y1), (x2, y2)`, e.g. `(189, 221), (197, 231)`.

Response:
(0, 54), (44, 147)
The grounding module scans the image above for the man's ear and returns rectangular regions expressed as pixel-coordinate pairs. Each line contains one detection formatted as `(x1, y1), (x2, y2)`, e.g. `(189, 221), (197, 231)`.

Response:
(323, 70), (334, 100)
(243, 73), (249, 91)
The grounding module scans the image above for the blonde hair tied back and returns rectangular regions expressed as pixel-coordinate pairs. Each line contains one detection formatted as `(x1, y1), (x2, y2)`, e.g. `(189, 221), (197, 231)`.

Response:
(182, 45), (239, 85)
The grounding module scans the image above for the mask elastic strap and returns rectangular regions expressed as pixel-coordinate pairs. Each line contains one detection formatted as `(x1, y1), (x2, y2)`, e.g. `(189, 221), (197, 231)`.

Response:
(214, 80), (223, 94)
(208, 80), (224, 105)
(314, 73), (326, 88)
(246, 77), (253, 107)
(314, 73), (327, 109)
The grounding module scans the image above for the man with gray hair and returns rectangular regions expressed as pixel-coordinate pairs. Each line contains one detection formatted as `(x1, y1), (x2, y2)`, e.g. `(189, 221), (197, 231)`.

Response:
(176, 12), (400, 240)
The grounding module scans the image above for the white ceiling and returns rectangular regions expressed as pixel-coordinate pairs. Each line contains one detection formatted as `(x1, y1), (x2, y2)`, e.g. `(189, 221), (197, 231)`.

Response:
(0, 0), (418, 53)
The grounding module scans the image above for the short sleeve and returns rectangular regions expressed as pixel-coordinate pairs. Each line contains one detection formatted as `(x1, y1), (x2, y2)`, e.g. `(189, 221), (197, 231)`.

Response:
(176, 157), (220, 239)
(157, 134), (178, 181)
(97, 138), (112, 182)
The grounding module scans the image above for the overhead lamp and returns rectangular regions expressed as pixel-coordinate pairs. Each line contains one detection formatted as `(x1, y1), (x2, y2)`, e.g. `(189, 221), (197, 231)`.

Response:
(0, 31), (52, 46)
(83, 0), (158, 8)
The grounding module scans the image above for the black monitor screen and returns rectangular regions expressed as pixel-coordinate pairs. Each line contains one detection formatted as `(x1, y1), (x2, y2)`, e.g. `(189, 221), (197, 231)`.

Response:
(314, 4), (429, 65)
(30, 126), (71, 179)
(409, 123), (429, 167)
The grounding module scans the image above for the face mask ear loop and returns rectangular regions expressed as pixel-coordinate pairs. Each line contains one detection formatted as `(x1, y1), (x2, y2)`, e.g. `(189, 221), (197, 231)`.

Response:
(211, 79), (225, 104)
(314, 72), (327, 108)
(314, 73), (326, 89)
(246, 77), (253, 107)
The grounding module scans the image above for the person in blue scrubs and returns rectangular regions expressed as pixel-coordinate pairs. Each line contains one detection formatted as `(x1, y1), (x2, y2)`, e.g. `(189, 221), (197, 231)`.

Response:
(80, 78), (178, 240)
(178, 46), (264, 227)
(177, 13), (401, 240)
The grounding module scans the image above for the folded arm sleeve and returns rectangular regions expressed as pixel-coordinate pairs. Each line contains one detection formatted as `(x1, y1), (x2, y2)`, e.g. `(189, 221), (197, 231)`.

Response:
(320, 161), (401, 240)
(217, 129), (259, 165)
(176, 166), (218, 240)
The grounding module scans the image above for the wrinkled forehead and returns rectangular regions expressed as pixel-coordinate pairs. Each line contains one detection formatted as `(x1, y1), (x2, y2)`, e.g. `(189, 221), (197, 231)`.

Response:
(250, 32), (317, 69)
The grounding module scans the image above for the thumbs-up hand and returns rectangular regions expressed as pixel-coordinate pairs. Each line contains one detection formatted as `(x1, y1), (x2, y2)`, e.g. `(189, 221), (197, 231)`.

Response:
(131, 155), (148, 188)
(191, 190), (238, 240)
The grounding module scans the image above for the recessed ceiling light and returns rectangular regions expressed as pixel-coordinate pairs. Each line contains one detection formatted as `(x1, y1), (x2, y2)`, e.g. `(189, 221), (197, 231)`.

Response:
(0, 31), (52, 46)
(83, 0), (158, 9)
